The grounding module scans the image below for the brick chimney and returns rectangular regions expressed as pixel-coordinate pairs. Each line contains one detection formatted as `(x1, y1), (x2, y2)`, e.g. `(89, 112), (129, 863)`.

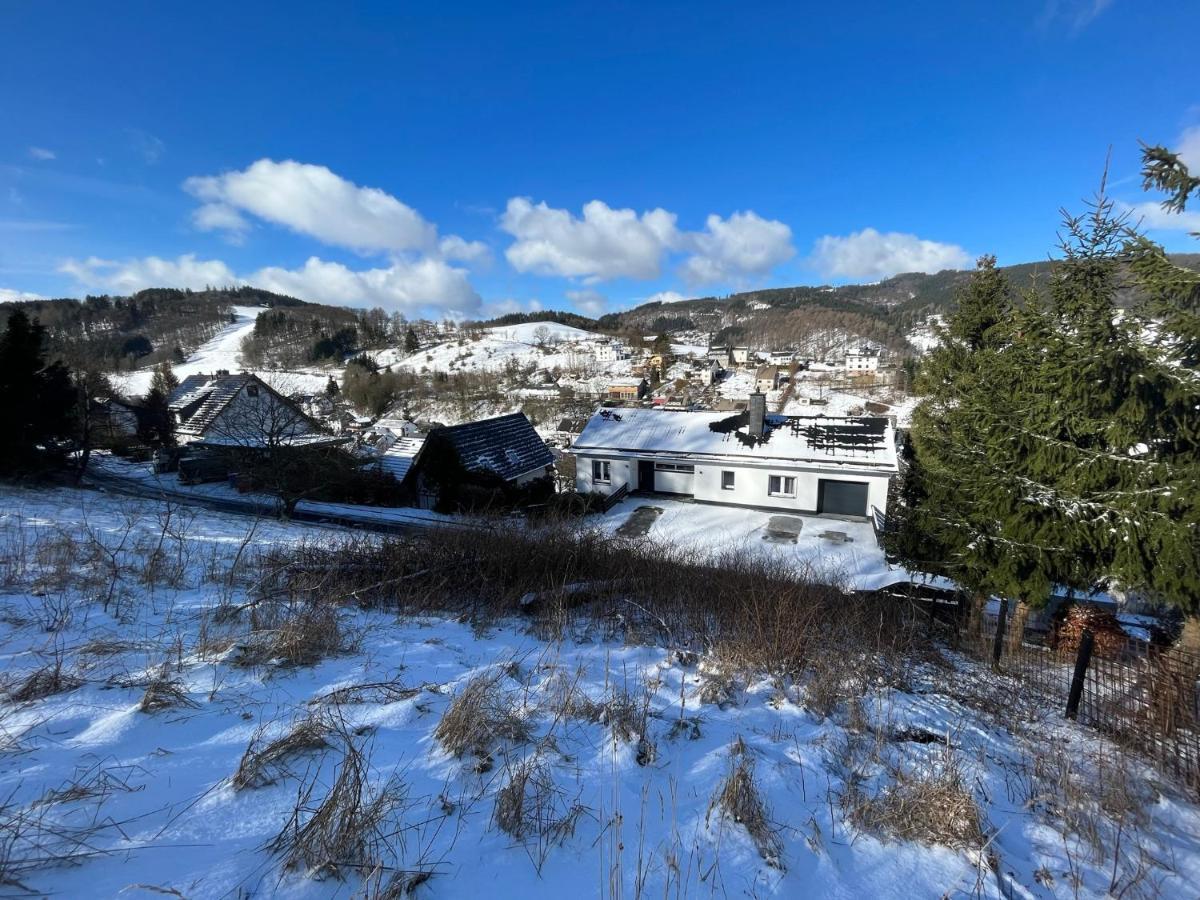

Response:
(748, 392), (767, 437)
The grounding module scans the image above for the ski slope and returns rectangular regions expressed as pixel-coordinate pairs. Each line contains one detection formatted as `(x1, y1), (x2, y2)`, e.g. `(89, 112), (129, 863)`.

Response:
(111, 305), (264, 397)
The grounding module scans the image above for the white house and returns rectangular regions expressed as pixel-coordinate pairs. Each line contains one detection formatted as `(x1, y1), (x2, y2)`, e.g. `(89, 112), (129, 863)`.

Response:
(845, 346), (881, 373)
(754, 365), (782, 393)
(592, 339), (629, 363)
(572, 394), (896, 519)
(169, 373), (333, 449)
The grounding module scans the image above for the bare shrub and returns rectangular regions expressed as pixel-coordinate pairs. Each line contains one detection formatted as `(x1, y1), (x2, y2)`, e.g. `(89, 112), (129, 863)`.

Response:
(706, 737), (784, 870)
(234, 716), (334, 790)
(434, 672), (530, 765)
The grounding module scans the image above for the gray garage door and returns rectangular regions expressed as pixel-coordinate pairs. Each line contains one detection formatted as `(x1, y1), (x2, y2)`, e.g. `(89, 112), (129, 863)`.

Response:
(818, 480), (869, 517)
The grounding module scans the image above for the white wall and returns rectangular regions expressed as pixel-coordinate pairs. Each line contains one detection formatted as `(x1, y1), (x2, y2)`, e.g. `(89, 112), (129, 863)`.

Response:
(693, 464), (888, 515)
(576, 451), (890, 516)
(574, 454), (638, 495)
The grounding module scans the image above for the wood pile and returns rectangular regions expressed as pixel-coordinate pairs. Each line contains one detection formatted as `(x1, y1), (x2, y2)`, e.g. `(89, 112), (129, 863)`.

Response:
(1051, 604), (1129, 657)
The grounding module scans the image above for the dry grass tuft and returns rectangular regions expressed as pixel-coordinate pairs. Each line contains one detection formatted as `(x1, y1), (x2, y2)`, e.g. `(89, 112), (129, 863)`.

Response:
(233, 716), (334, 790)
(4, 660), (82, 704)
(268, 736), (405, 880)
(139, 666), (198, 713)
(235, 600), (348, 668)
(434, 673), (530, 764)
(493, 756), (583, 844)
(844, 750), (984, 850)
(707, 737), (783, 870)
(310, 681), (419, 707)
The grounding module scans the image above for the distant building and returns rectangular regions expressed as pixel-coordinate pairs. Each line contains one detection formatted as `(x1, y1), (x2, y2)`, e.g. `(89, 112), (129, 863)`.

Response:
(573, 395), (897, 518)
(706, 345), (750, 368)
(593, 339), (629, 363)
(401, 412), (555, 510)
(754, 365), (782, 393)
(845, 346), (881, 373)
(606, 378), (650, 402)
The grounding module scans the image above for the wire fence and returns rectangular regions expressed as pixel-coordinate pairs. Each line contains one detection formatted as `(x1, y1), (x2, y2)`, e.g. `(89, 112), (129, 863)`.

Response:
(955, 608), (1200, 796)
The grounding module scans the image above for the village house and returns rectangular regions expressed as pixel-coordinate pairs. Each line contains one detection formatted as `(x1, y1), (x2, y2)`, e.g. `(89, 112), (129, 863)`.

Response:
(572, 393), (897, 519)
(168, 373), (333, 449)
(707, 345), (751, 368)
(845, 346), (882, 373)
(605, 377), (650, 402)
(754, 365), (782, 393)
(399, 412), (555, 510)
(592, 339), (629, 363)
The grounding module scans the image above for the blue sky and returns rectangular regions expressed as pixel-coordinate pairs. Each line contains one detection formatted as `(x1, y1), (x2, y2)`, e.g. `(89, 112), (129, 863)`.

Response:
(2, 0), (1199, 319)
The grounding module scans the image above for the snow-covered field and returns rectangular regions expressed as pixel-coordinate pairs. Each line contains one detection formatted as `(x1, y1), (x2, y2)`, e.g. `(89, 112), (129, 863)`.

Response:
(3, 486), (1197, 899)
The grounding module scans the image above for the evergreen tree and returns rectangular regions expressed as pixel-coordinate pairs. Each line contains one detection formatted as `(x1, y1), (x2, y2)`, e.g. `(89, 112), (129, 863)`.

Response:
(325, 376), (340, 397)
(0, 309), (77, 472)
(140, 362), (179, 448)
(404, 327), (420, 354)
(892, 197), (1200, 637)
(150, 360), (179, 397)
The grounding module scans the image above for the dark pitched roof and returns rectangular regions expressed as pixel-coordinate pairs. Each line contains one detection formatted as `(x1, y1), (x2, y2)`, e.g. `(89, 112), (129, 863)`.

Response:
(430, 413), (553, 481)
(168, 374), (213, 408)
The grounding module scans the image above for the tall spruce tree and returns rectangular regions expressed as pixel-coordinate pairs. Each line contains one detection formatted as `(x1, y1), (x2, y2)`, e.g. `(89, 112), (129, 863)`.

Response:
(0, 309), (77, 472)
(893, 190), (1200, 643)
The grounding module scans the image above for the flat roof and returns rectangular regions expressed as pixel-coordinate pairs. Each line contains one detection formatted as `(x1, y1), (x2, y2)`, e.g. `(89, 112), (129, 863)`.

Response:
(573, 407), (897, 472)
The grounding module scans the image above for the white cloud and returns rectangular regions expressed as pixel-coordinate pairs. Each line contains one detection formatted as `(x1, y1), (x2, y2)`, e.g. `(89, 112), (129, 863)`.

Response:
(642, 290), (688, 305)
(565, 288), (608, 317)
(27, 146), (56, 161)
(59, 253), (480, 314)
(60, 254), (237, 294)
(184, 159), (438, 254)
(1174, 124), (1200, 172)
(501, 198), (679, 281)
(500, 199), (796, 286)
(1121, 200), (1200, 233)
(438, 234), (492, 266)
(679, 211), (794, 285)
(192, 203), (251, 242)
(250, 256), (480, 313)
(0, 287), (46, 302)
(808, 228), (970, 280)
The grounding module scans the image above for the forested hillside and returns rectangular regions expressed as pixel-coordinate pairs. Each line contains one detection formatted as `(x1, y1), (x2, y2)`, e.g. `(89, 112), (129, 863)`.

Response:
(0, 286), (306, 372)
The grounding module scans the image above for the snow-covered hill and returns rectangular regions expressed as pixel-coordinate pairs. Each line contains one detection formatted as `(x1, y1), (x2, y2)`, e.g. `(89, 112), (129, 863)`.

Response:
(112, 306), (330, 398)
(374, 322), (634, 377)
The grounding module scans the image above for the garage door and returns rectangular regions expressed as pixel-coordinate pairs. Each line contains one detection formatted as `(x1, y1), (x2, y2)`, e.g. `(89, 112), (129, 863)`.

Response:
(653, 462), (695, 495)
(818, 480), (869, 517)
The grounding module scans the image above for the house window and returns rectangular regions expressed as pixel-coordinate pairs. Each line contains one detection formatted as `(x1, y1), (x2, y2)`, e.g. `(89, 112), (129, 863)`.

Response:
(721, 471), (736, 490)
(246, 383), (259, 397)
(592, 460), (611, 484)
(654, 462), (695, 473)
(768, 475), (796, 497)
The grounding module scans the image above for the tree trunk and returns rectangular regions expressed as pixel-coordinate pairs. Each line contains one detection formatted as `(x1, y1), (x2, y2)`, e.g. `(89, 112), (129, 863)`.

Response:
(1006, 599), (1032, 654)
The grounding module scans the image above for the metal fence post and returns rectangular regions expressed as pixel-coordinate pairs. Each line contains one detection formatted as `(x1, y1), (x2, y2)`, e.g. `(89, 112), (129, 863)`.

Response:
(992, 598), (1009, 668)
(1065, 629), (1095, 720)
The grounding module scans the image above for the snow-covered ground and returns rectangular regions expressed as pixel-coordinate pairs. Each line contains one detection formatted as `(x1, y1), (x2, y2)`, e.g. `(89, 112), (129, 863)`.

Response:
(2, 485), (1197, 898)
(596, 498), (936, 591)
(112, 306), (332, 399)
(373, 322), (639, 378)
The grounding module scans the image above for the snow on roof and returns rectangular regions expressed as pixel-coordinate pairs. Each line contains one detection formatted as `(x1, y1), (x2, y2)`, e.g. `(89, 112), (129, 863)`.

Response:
(430, 412), (554, 481)
(378, 436), (425, 480)
(573, 407), (897, 471)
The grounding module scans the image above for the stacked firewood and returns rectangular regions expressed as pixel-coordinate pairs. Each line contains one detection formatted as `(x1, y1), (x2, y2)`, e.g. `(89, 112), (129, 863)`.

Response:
(1052, 604), (1129, 657)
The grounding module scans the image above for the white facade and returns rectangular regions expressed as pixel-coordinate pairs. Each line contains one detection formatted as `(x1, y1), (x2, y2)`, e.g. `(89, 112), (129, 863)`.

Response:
(573, 408), (897, 519)
(845, 347), (881, 372)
